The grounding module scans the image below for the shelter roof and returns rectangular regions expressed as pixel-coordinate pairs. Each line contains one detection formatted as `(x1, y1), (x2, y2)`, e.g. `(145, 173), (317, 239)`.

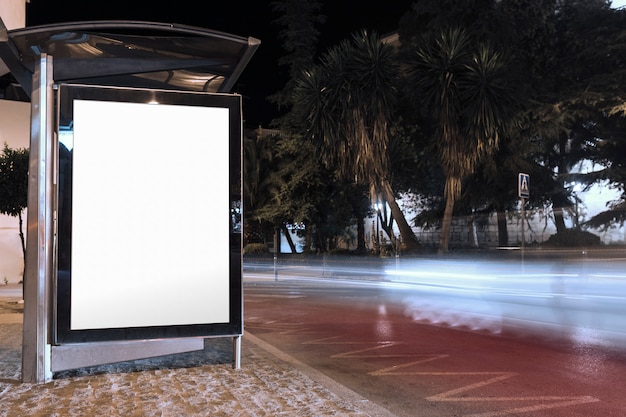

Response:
(0, 19), (260, 98)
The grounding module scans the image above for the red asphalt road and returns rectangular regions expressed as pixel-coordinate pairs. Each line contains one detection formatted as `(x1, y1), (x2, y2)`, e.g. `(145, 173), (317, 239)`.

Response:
(243, 280), (626, 417)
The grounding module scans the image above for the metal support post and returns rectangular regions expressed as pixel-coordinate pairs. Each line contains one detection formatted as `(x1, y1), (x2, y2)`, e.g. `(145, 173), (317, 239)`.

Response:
(233, 335), (242, 369)
(521, 197), (526, 271)
(22, 54), (54, 383)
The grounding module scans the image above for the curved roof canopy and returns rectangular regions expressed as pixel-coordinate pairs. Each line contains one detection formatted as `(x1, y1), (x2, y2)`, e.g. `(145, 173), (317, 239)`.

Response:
(0, 19), (260, 98)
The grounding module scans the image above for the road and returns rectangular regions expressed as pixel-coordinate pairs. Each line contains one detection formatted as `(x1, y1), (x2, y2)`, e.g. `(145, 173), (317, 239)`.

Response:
(243, 254), (626, 417)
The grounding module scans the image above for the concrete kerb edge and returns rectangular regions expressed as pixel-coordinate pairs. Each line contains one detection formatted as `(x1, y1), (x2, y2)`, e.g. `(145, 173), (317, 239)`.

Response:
(243, 331), (397, 417)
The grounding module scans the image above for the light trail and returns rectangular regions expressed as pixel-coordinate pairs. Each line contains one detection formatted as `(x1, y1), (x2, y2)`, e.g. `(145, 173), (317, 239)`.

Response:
(382, 257), (626, 350)
(244, 253), (626, 350)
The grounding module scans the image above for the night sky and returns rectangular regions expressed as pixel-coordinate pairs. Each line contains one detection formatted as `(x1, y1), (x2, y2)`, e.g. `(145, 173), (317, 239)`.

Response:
(25, 0), (415, 127)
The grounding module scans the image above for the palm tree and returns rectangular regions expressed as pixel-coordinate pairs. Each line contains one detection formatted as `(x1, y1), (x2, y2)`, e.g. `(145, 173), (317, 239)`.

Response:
(407, 27), (518, 253)
(242, 130), (283, 248)
(293, 30), (420, 251)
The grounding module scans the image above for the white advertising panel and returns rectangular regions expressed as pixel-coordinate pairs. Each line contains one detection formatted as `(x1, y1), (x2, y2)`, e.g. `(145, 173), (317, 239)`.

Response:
(70, 100), (230, 329)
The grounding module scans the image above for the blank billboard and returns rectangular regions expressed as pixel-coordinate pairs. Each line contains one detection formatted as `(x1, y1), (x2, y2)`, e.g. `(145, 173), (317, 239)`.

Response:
(55, 84), (242, 343)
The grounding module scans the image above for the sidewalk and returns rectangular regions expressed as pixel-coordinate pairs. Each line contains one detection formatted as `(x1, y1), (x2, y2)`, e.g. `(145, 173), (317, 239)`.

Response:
(0, 286), (394, 417)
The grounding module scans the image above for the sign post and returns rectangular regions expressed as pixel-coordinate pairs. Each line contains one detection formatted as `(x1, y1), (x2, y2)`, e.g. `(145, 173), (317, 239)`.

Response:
(518, 173), (530, 266)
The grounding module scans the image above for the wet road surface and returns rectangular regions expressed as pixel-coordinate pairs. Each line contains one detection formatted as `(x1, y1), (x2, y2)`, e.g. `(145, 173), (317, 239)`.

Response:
(243, 265), (626, 417)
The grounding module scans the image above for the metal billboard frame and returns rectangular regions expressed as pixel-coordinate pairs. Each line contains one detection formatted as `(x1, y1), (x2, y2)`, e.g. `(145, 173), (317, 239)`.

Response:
(22, 55), (244, 383)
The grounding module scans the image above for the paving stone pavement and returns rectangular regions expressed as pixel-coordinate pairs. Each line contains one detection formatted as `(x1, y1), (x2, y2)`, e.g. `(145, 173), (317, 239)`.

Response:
(0, 291), (395, 417)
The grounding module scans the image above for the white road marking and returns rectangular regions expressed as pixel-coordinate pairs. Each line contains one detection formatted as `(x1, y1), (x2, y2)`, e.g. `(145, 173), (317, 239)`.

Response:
(248, 319), (601, 416)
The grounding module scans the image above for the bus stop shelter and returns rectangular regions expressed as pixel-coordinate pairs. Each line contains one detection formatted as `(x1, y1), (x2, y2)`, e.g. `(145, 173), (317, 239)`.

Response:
(0, 18), (259, 383)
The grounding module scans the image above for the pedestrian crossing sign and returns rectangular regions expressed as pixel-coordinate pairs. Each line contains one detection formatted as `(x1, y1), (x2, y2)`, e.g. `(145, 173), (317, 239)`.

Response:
(518, 173), (530, 198)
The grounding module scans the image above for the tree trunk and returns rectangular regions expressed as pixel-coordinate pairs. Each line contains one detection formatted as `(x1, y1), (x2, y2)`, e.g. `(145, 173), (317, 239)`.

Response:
(468, 215), (478, 248)
(281, 224), (297, 253)
(18, 211), (26, 279)
(356, 215), (366, 253)
(315, 229), (327, 253)
(274, 228), (281, 255)
(438, 191), (455, 254)
(379, 205), (395, 244)
(553, 207), (567, 232)
(305, 228), (312, 252)
(497, 210), (509, 246)
(380, 179), (420, 251)
(554, 133), (568, 233)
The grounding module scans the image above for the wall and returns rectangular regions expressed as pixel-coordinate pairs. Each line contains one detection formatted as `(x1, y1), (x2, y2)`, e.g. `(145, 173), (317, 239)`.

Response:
(0, 0), (29, 283)
(0, 0), (26, 30)
(0, 0), (27, 75)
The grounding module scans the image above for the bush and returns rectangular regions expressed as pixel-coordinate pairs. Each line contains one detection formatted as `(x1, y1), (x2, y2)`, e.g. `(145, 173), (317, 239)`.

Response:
(243, 243), (269, 254)
(543, 229), (602, 247)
